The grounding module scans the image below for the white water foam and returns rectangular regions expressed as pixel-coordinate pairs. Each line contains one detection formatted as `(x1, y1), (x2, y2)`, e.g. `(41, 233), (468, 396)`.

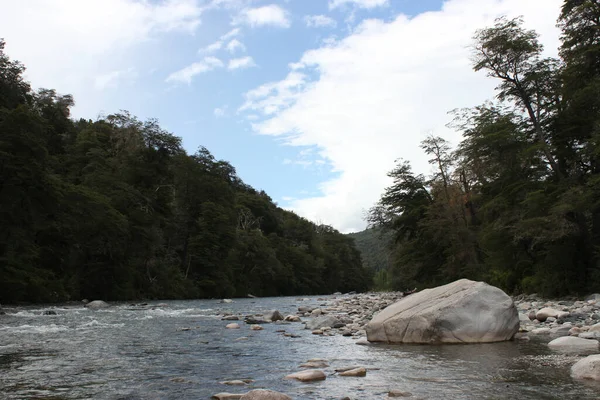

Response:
(77, 320), (125, 329)
(0, 324), (69, 334)
(145, 308), (214, 317)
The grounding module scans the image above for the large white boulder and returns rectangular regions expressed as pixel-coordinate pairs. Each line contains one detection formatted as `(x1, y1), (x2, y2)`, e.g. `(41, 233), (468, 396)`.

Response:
(365, 279), (519, 344)
(571, 354), (600, 380)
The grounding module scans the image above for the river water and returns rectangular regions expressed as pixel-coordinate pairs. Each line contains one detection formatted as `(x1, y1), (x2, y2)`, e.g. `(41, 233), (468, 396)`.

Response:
(1, 295), (599, 400)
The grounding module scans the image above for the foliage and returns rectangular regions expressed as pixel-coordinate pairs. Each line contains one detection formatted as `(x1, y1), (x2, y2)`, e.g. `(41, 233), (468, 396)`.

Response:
(346, 227), (393, 272)
(368, 2), (600, 297)
(0, 40), (371, 303)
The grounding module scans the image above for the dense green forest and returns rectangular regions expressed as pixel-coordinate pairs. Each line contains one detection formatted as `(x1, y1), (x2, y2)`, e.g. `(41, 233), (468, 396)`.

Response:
(346, 227), (394, 290)
(0, 40), (372, 304)
(369, 0), (600, 297)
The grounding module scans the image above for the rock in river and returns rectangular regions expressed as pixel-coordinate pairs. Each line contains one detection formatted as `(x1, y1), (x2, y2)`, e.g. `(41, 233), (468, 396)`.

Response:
(365, 279), (519, 344)
(263, 310), (283, 322)
(240, 389), (292, 400)
(284, 369), (326, 382)
(304, 315), (342, 330)
(85, 300), (110, 309)
(571, 354), (600, 380)
(212, 393), (244, 400)
(547, 336), (599, 351)
(339, 367), (366, 377)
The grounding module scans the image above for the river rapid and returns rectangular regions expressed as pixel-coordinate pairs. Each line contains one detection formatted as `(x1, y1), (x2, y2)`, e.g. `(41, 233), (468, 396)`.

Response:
(1, 295), (600, 400)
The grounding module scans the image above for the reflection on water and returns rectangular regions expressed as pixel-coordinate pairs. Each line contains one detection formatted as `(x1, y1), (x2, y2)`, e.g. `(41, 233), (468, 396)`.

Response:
(0, 296), (599, 399)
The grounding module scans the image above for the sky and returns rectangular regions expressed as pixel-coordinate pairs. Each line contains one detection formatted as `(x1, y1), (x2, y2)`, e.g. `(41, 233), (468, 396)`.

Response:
(0, 0), (564, 233)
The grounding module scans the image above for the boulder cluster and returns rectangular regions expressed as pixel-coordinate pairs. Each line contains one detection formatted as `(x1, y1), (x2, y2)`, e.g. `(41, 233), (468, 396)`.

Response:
(514, 293), (600, 381)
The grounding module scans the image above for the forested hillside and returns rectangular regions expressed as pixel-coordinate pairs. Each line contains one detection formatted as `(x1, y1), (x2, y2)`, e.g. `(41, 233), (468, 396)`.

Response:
(0, 40), (372, 304)
(346, 227), (392, 271)
(369, 1), (600, 297)
(346, 228), (393, 290)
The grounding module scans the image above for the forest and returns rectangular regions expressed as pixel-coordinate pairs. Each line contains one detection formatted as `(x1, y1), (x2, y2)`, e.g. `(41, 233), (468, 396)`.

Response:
(368, 0), (600, 297)
(346, 227), (393, 290)
(0, 40), (372, 304)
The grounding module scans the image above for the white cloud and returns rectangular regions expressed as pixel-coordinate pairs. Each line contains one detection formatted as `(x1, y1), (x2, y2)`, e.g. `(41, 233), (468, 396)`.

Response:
(200, 40), (224, 54)
(0, 0), (203, 116)
(235, 5), (291, 28)
(214, 106), (227, 117)
(304, 15), (337, 28)
(226, 39), (246, 53)
(228, 56), (257, 70)
(221, 27), (241, 40)
(240, 71), (307, 115)
(94, 67), (137, 90)
(329, 0), (389, 10)
(200, 27), (242, 54)
(166, 56), (223, 84)
(241, 0), (563, 233)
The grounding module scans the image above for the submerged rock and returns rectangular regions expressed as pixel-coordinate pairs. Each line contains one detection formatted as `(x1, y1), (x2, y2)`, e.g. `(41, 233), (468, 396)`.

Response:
(212, 393), (244, 400)
(339, 367), (366, 377)
(220, 380), (253, 385)
(240, 389), (292, 400)
(366, 279), (519, 344)
(300, 360), (329, 368)
(245, 317), (268, 324)
(388, 389), (412, 397)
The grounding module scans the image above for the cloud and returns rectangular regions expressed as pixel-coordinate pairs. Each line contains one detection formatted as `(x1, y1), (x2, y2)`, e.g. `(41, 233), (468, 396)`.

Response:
(226, 39), (246, 53)
(329, 0), (389, 10)
(214, 106), (227, 117)
(228, 56), (257, 70)
(240, 0), (563, 233)
(200, 40), (224, 54)
(0, 0), (204, 116)
(239, 71), (307, 115)
(304, 15), (337, 28)
(94, 67), (137, 90)
(199, 27), (242, 54)
(221, 27), (241, 40)
(166, 56), (223, 84)
(235, 5), (291, 28)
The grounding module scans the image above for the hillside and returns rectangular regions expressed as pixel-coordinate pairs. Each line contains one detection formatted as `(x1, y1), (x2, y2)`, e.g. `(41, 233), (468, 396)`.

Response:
(0, 41), (372, 304)
(346, 227), (393, 272)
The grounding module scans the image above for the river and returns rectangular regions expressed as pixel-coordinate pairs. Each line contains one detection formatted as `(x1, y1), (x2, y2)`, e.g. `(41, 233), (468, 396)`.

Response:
(1, 295), (599, 399)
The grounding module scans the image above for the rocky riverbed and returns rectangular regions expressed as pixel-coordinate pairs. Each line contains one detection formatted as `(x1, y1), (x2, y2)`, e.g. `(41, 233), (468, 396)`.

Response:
(2, 291), (600, 399)
(208, 290), (600, 398)
(218, 290), (600, 341)
(513, 293), (600, 340)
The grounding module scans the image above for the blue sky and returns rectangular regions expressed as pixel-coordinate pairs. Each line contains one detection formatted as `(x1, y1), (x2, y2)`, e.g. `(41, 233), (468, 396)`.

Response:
(1, 0), (562, 232)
